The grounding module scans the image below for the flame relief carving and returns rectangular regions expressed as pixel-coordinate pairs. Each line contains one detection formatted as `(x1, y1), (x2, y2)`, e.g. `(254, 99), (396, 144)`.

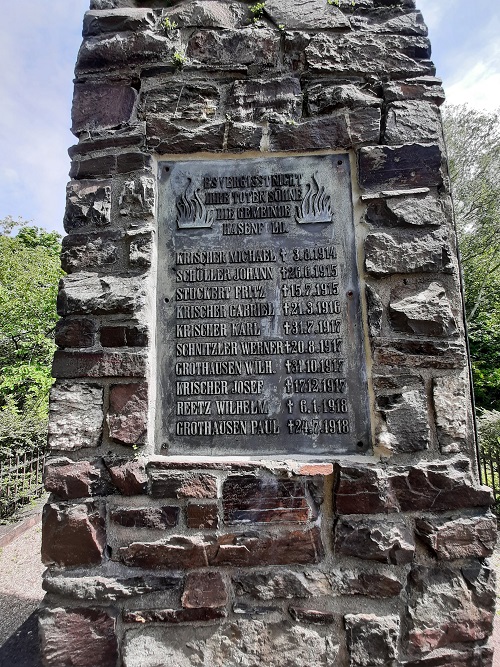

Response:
(176, 179), (215, 229)
(296, 174), (334, 224)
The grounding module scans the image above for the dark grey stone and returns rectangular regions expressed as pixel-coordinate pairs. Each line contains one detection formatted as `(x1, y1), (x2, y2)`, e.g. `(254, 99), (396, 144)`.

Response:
(365, 230), (453, 276)
(335, 518), (415, 564)
(384, 100), (442, 144)
(359, 143), (443, 191)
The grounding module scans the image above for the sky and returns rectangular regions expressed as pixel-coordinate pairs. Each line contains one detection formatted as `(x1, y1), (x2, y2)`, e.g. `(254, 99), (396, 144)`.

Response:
(0, 0), (499, 236)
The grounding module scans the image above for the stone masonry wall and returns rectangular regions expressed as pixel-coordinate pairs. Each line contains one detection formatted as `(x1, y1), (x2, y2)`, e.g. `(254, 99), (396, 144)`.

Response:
(40, 1), (497, 665)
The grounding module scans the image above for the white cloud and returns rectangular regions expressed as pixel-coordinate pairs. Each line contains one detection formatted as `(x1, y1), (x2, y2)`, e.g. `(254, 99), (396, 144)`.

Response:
(418, 0), (458, 31)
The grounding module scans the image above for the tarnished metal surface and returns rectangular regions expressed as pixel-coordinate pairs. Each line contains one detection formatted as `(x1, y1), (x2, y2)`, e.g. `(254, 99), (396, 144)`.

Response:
(157, 154), (370, 455)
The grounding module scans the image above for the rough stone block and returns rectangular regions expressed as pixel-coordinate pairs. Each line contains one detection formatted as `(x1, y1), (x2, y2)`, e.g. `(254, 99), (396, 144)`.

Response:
(365, 230), (452, 275)
(270, 109), (381, 151)
(364, 194), (446, 228)
(182, 571), (228, 609)
(335, 458), (493, 515)
(55, 318), (97, 349)
(373, 338), (466, 369)
(408, 564), (495, 655)
(63, 180), (111, 233)
(226, 122), (263, 152)
(186, 503), (220, 529)
(57, 273), (146, 317)
(105, 458), (148, 495)
(383, 76), (446, 106)
(415, 515), (497, 560)
(306, 82), (381, 116)
(384, 100), (442, 144)
(48, 382), (103, 451)
(39, 608), (118, 667)
(140, 82), (220, 122)
(119, 528), (323, 569)
(123, 607), (227, 624)
(110, 506), (179, 529)
(149, 471), (218, 499)
(365, 284), (384, 337)
(228, 77), (302, 123)
(119, 175), (155, 217)
(69, 152), (152, 179)
(223, 475), (310, 523)
(305, 34), (432, 76)
(351, 9), (427, 35)
(69, 128), (144, 157)
(359, 143), (442, 190)
(52, 350), (147, 379)
(100, 325), (148, 348)
(233, 570), (331, 600)
(43, 573), (181, 602)
(72, 83), (137, 135)
(123, 621), (339, 667)
(42, 500), (106, 567)
(334, 518), (415, 564)
(345, 614), (400, 667)
(61, 231), (122, 273)
(187, 28), (279, 68)
(329, 569), (404, 598)
(433, 374), (468, 452)
(83, 8), (154, 36)
(107, 382), (148, 446)
(393, 281), (456, 340)
(266, 0), (350, 29)
(128, 232), (153, 268)
(167, 0), (248, 29)
(376, 388), (430, 453)
(289, 607), (334, 624)
(146, 118), (225, 154)
(44, 458), (113, 499)
(404, 647), (493, 667)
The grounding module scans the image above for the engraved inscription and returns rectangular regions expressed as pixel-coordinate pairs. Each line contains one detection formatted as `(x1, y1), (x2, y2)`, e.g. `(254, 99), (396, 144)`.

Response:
(157, 155), (370, 455)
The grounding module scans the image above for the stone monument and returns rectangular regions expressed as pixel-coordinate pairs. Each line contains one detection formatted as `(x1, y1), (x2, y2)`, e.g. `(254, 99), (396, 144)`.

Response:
(40, 0), (497, 665)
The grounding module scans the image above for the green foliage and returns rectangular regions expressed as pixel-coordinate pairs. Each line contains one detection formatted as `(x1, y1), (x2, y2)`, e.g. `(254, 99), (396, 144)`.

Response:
(443, 106), (500, 410)
(249, 2), (265, 23)
(172, 50), (187, 68)
(477, 409), (500, 455)
(163, 17), (178, 30)
(0, 218), (62, 458)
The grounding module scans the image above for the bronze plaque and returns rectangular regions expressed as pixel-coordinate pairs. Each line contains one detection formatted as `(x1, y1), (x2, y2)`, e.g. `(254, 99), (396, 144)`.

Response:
(157, 155), (370, 455)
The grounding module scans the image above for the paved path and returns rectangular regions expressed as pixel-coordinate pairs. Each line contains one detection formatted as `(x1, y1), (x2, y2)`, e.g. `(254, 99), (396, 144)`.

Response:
(0, 513), (499, 667)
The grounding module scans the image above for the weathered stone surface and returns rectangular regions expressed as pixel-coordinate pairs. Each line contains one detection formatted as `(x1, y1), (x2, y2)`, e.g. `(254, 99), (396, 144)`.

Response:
(365, 284), (384, 337)
(124, 607), (227, 624)
(223, 475), (309, 524)
(403, 296), (454, 342)
(306, 82), (381, 116)
(44, 458), (112, 499)
(433, 375), (467, 452)
(63, 180), (111, 233)
(373, 338), (466, 369)
(105, 458), (148, 495)
(123, 621), (339, 667)
(76, 31), (179, 72)
(72, 83), (137, 135)
(52, 350), (147, 379)
(182, 571), (228, 609)
(43, 573), (181, 602)
(128, 232), (153, 267)
(55, 318), (97, 349)
(329, 569), (404, 598)
(270, 109), (381, 151)
(385, 101), (442, 144)
(365, 230), (452, 275)
(233, 602), (281, 616)
(365, 194), (446, 227)
(118, 176), (155, 219)
(149, 471), (218, 499)
(376, 388), (430, 453)
(415, 515), (496, 560)
(305, 34), (432, 76)
(100, 325), (148, 348)
(266, 0), (350, 30)
(335, 518), (415, 564)
(228, 78), (301, 123)
(186, 503), (220, 530)
(110, 505), (179, 529)
(39, 608), (118, 667)
(119, 528), (323, 569)
(69, 151), (152, 179)
(42, 501), (106, 567)
(146, 118), (225, 154)
(140, 81), (219, 122)
(167, 0), (248, 29)
(57, 273), (146, 317)
(83, 8), (154, 36)
(69, 128), (144, 157)
(383, 76), (446, 106)
(48, 382), (103, 451)
(350, 9), (427, 35)
(107, 382), (148, 446)
(345, 614), (400, 667)
(359, 143), (442, 190)
(404, 647), (494, 667)
(187, 29), (279, 68)
(408, 564), (495, 655)
(61, 231), (121, 273)
(234, 570), (331, 600)
(289, 606), (334, 624)
(335, 458), (493, 515)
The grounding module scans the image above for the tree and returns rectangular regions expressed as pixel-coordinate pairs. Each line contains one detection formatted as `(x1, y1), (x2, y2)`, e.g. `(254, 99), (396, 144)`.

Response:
(0, 218), (62, 456)
(443, 105), (500, 409)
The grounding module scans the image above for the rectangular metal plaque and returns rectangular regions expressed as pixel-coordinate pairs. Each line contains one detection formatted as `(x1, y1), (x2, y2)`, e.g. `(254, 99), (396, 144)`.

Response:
(157, 154), (370, 455)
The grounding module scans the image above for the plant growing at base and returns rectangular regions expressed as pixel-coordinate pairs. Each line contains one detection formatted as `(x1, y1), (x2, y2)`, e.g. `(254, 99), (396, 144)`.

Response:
(249, 2), (266, 23)
(163, 17), (178, 30)
(172, 50), (187, 68)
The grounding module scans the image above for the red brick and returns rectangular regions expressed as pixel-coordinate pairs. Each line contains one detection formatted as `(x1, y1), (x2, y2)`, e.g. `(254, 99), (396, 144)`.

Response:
(110, 506), (179, 529)
(107, 382), (148, 445)
(182, 572), (228, 609)
(186, 503), (219, 529)
(52, 350), (147, 378)
(104, 458), (147, 496)
(289, 606), (334, 624)
(44, 458), (113, 499)
(149, 471), (218, 499)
